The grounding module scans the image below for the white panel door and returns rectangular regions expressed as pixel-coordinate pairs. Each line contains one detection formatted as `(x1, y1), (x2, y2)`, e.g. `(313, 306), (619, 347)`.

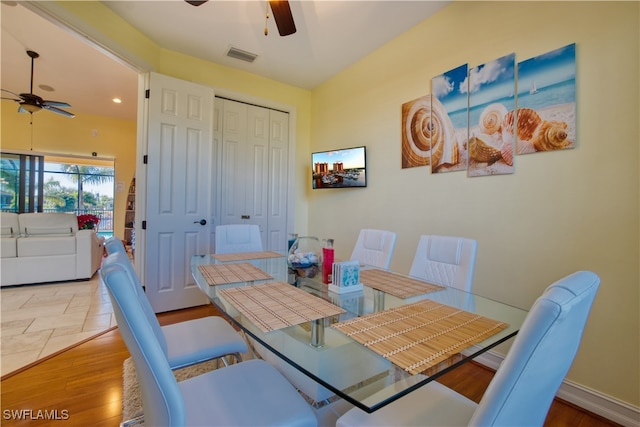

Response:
(218, 98), (289, 251)
(145, 72), (212, 313)
(245, 103), (269, 236)
(267, 109), (289, 251)
(219, 99), (247, 224)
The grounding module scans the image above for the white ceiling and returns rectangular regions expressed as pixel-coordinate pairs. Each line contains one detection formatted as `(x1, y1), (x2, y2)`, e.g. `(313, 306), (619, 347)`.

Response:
(1, 1), (448, 121)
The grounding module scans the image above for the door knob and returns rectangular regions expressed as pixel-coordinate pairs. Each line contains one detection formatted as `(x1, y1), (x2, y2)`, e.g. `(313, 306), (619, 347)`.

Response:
(194, 219), (207, 225)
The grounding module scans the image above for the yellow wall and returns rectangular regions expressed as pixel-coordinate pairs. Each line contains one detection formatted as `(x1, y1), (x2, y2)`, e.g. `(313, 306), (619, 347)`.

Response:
(310, 1), (639, 406)
(0, 107), (136, 239)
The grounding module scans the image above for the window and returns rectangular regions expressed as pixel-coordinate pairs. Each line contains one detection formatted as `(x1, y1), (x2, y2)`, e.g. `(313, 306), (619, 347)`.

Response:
(1, 152), (115, 235)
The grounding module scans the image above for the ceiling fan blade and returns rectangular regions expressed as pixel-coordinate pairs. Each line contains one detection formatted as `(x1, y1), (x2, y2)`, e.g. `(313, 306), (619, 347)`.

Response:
(2, 88), (20, 98)
(18, 106), (34, 114)
(185, 0), (208, 6)
(43, 105), (75, 118)
(43, 100), (72, 108)
(1, 96), (20, 102)
(269, 0), (296, 36)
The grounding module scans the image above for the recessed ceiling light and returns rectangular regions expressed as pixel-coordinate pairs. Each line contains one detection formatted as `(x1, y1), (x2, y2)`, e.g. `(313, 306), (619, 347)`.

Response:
(112, 98), (122, 104)
(39, 84), (54, 92)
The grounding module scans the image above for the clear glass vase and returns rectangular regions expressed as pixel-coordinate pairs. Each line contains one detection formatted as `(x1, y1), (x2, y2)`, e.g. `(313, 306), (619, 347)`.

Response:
(288, 236), (322, 278)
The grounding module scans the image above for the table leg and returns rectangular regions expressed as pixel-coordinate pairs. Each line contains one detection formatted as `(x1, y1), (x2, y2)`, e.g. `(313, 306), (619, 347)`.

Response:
(311, 318), (325, 347)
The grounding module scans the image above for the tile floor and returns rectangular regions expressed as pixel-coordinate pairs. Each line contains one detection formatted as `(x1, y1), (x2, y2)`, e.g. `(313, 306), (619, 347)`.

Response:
(0, 274), (116, 376)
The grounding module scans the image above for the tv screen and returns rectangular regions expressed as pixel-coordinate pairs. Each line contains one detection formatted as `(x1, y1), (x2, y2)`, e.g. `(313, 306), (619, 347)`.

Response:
(312, 146), (367, 189)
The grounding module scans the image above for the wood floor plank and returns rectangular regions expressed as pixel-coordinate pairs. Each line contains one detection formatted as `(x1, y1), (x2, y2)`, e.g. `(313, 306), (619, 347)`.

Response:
(0, 304), (620, 426)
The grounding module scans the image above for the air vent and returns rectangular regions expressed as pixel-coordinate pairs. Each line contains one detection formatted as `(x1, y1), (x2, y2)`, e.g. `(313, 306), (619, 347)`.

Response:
(227, 47), (258, 63)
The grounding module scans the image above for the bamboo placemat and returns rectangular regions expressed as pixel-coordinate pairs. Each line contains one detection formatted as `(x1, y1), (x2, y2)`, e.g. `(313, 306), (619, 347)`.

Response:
(218, 281), (346, 333)
(198, 263), (273, 286)
(359, 269), (444, 298)
(332, 300), (509, 375)
(211, 251), (282, 262)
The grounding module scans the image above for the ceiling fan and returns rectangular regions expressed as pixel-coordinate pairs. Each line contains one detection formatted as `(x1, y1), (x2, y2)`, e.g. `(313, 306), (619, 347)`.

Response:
(185, 0), (296, 36)
(1, 50), (75, 118)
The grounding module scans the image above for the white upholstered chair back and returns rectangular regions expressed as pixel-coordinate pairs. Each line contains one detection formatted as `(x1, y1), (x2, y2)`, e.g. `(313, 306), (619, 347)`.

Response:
(214, 224), (263, 254)
(350, 229), (397, 269)
(409, 235), (477, 292)
(336, 271), (600, 427)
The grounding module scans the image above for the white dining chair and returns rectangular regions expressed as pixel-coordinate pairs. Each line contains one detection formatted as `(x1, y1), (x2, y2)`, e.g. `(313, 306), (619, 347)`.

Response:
(350, 229), (397, 269)
(336, 270), (600, 427)
(408, 235), (478, 292)
(101, 262), (318, 427)
(214, 224), (263, 254)
(102, 251), (248, 369)
(104, 236), (127, 255)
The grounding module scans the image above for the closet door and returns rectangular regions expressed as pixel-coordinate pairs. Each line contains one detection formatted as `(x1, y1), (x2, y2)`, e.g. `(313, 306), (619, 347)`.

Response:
(218, 98), (288, 251)
(267, 109), (289, 251)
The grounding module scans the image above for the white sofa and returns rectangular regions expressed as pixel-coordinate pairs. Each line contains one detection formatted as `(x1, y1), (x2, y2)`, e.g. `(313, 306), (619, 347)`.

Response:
(1, 212), (105, 287)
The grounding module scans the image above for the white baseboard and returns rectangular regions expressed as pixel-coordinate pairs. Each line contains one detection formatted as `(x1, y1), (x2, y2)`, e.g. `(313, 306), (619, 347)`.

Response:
(472, 350), (640, 427)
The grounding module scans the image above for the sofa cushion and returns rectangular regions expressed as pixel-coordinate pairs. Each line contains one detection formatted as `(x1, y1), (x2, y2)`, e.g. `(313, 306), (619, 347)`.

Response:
(24, 226), (73, 236)
(1, 213), (20, 236)
(18, 212), (78, 235)
(18, 236), (76, 257)
(1, 226), (15, 237)
(1, 237), (17, 258)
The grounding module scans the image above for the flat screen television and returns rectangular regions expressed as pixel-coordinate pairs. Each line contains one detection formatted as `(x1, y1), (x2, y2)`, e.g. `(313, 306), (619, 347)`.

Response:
(312, 146), (367, 189)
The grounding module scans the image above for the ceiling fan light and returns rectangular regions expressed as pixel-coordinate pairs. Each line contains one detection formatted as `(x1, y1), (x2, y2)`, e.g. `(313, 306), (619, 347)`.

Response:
(20, 103), (42, 114)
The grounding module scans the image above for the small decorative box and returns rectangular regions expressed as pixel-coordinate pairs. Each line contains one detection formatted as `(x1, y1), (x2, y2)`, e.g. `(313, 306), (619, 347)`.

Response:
(329, 260), (363, 294)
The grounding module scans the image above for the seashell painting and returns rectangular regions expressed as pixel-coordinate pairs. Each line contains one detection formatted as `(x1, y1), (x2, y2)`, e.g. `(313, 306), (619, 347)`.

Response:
(430, 63), (469, 173)
(516, 43), (576, 154)
(468, 52), (516, 177)
(479, 103), (508, 135)
(401, 91), (465, 172)
(531, 120), (570, 151)
(401, 95), (433, 168)
(428, 96), (460, 172)
(503, 108), (542, 142)
(401, 43), (576, 178)
(500, 140), (514, 166)
(469, 133), (503, 165)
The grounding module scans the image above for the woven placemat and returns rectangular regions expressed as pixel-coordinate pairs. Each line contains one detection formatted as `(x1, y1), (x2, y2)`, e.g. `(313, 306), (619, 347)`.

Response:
(359, 269), (444, 298)
(212, 251), (283, 262)
(219, 281), (345, 333)
(198, 263), (273, 285)
(332, 299), (509, 375)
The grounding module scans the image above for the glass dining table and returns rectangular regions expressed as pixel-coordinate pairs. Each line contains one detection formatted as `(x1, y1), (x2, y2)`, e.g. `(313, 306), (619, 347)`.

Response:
(191, 252), (527, 414)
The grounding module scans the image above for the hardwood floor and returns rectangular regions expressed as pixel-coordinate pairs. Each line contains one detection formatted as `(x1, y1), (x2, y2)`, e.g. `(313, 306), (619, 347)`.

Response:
(1, 304), (619, 427)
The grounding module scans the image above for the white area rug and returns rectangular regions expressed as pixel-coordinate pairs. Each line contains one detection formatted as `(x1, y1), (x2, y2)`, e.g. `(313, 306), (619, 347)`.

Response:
(122, 357), (220, 425)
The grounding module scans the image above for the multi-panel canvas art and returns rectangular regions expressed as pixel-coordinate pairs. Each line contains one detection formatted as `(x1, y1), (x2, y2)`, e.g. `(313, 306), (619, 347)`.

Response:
(401, 43), (576, 178)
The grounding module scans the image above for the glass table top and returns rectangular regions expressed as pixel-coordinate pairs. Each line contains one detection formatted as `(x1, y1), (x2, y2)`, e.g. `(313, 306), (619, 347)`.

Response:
(191, 253), (527, 413)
